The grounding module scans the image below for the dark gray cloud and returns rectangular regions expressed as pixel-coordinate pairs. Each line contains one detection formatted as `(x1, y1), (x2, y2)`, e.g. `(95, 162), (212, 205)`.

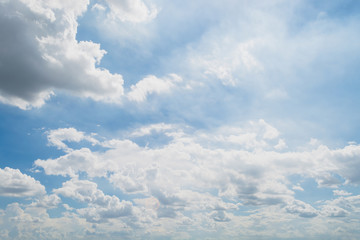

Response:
(0, 0), (124, 109)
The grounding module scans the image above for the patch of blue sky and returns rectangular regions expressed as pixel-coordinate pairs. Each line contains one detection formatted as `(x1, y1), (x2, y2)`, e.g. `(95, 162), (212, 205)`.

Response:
(33, 173), (70, 194)
(292, 177), (335, 205)
(0, 106), (56, 170)
(309, 0), (360, 18)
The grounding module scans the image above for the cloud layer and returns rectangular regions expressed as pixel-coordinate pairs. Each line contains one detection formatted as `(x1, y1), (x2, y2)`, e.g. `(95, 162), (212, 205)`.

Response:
(8, 122), (354, 239)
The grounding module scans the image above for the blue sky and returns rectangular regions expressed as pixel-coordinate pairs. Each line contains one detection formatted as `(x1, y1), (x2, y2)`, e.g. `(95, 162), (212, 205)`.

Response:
(1, 0), (360, 239)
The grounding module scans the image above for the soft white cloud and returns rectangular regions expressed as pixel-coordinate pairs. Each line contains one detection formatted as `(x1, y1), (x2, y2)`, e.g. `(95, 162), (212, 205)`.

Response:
(30, 194), (61, 209)
(130, 123), (176, 137)
(292, 184), (304, 192)
(321, 205), (349, 218)
(285, 199), (318, 218)
(0, 202), (92, 240)
(35, 148), (106, 178)
(199, 39), (263, 86)
(333, 190), (352, 196)
(0, 0), (124, 109)
(194, 119), (282, 151)
(47, 128), (98, 152)
(332, 145), (360, 184)
(33, 121), (360, 231)
(127, 74), (182, 102)
(319, 194), (360, 219)
(54, 178), (133, 223)
(104, 0), (158, 23)
(91, 3), (106, 12)
(0, 167), (46, 197)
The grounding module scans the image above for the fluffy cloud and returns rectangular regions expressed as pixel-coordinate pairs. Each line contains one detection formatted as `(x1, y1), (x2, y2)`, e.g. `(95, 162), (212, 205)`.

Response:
(0, 0), (124, 109)
(285, 200), (318, 218)
(0, 167), (46, 197)
(47, 128), (98, 152)
(35, 122), (360, 202)
(32, 121), (360, 230)
(127, 74), (182, 102)
(54, 178), (133, 223)
(35, 147), (105, 178)
(30, 194), (61, 209)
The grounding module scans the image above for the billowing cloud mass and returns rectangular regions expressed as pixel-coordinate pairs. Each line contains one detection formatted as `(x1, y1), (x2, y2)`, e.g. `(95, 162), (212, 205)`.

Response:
(0, 167), (45, 197)
(0, 0), (124, 109)
(18, 122), (358, 238)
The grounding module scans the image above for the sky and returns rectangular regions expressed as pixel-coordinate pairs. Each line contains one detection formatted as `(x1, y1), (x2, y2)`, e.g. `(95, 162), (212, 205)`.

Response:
(0, 0), (360, 239)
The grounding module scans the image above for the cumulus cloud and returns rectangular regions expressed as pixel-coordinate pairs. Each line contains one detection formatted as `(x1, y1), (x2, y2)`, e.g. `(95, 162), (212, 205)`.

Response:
(46, 128), (98, 152)
(0, 0), (124, 109)
(32, 121), (360, 230)
(0, 167), (46, 197)
(285, 200), (318, 218)
(54, 178), (133, 223)
(35, 147), (105, 178)
(321, 205), (349, 218)
(30, 194), (61, 209)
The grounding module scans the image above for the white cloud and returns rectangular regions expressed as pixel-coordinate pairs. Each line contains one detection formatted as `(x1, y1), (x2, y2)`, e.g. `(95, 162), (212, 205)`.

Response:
(333, 190), (352, 196)
(332, 145), (360, 184)
(275, 139), (287, 150)
(0, 167), (46, 197)
(321, 205), (349, 218)
(0, 202), (92, 239)
(35, 148), (106, 178)
(292, 184), (304, 192)
(130, 123), (176, 137)
(199, 39), (263, 86)
(104, 0), (158, 23)
(127, 74), (182, 102)
(30, 194), (61, 209)
(319, 194), (360, 219)
(194, 119), (282, 151)
(33, 121), (360, 230)
(0, 0), (124, 109)
(54, 178), (133, 223)
(47, 128), (98, 152)
(91, 3), (106, 12)
(285, 200), (318, 218)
